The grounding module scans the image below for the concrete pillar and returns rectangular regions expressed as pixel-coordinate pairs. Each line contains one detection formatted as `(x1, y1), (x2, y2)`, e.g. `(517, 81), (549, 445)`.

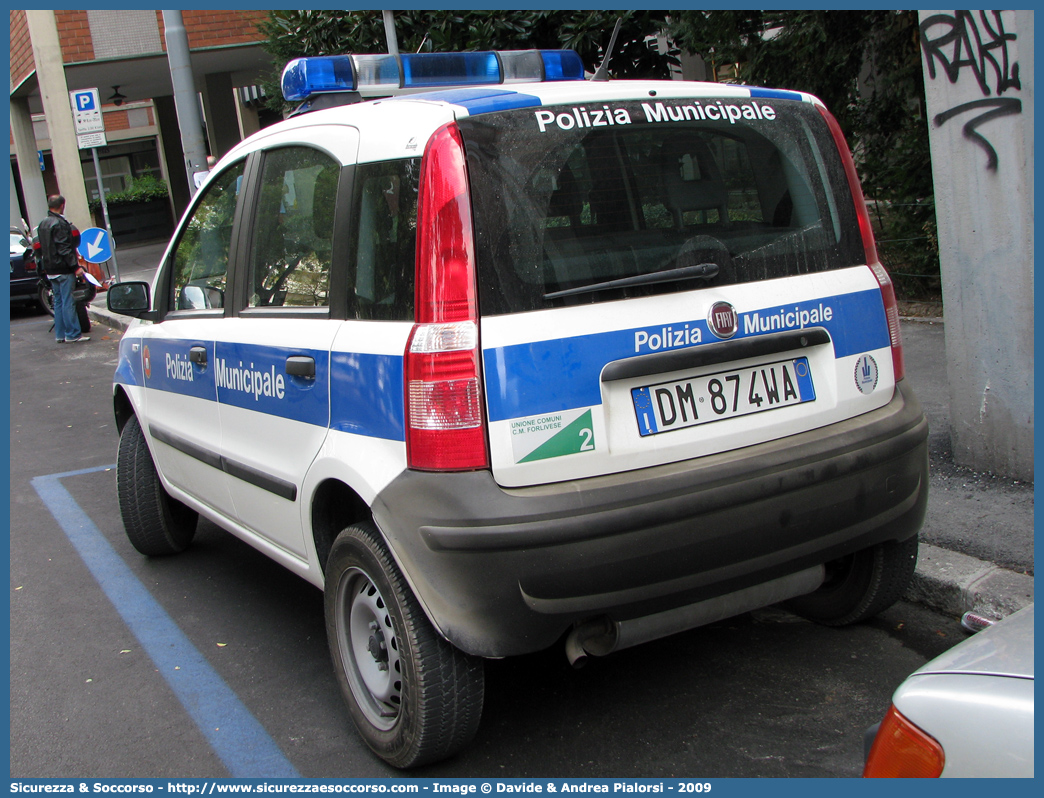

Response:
(25, 10), (92, 231)
(162, 9), (209, 196)
(919, 10), (1034, 481)
(202, 72), (241, 159)
(9, 96), (48, 228)
(153, 95), (191, 218)
(235, 98), (261, 140)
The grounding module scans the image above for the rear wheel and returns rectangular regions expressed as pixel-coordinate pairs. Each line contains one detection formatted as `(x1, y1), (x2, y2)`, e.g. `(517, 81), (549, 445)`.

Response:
(783, 534), (919, 626)
(325, 522), (484, 768)
(38, 281), (53, 315)
(76, 300), (91, 333)
(116, 415), (198, 555)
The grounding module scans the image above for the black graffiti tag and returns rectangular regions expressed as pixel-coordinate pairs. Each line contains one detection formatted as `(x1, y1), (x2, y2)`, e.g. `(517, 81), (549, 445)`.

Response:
(920, 11), (1022, 170)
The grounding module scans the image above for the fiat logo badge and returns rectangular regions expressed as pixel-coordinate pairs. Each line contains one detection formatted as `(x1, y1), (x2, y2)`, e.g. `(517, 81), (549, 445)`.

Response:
(708, 301), (738, 339)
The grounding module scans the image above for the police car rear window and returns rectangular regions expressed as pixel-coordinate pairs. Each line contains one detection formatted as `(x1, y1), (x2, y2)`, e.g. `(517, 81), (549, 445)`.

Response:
(459, 99), (865, 315)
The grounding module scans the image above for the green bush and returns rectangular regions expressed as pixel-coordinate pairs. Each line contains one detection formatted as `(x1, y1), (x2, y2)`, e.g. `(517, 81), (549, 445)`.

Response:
(90, 174), (168, 212)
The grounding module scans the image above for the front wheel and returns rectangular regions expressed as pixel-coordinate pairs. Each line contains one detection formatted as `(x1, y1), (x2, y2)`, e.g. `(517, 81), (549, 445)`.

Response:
(325, 522), (484, 768)
(783, 534), (919, 626)
(116, 415), (198, 555)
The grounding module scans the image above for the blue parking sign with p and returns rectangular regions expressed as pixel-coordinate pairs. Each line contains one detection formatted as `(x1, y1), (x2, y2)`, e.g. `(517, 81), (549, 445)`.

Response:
(75, 91), (96, 111)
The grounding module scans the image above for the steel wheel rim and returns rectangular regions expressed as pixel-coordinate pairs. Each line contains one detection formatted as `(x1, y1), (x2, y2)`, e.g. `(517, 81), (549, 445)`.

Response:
(335, 566), (402, 729)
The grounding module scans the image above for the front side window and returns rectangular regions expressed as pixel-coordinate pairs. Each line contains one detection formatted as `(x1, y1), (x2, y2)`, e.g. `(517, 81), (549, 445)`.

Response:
(170, 162), (245, 311)
(247, 147), (340, 308)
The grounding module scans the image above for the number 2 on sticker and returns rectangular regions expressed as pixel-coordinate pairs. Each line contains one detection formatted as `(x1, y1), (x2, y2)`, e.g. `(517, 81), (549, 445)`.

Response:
(579, 428), (594, 451)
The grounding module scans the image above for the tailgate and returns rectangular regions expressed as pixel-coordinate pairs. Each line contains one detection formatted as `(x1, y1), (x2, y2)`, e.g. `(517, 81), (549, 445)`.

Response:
(482, 267), (894, 488)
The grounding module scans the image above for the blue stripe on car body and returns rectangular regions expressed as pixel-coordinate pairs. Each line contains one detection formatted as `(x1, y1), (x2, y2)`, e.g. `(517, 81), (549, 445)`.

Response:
(747, 87), (808, 102)
(329, 351), (405, 441)
(483, 289), (889, 422)
(119, 291), (886, 436)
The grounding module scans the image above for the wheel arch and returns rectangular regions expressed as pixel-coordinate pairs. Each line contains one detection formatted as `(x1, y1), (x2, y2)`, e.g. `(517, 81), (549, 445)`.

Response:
(311, 478), (372, 576)
(113, 384), (135, 433)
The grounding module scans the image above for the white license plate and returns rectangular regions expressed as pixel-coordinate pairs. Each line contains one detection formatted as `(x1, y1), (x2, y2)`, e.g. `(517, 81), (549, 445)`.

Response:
(632, 357), (816, 436)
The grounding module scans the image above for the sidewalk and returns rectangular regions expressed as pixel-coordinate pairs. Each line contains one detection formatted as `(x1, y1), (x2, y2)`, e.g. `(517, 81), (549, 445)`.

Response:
(89, 243), (1034, 622)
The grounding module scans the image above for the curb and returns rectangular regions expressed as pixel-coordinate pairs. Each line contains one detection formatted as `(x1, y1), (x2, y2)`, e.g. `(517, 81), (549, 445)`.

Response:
(88, 302), (129, 333)
(909, 543), (1034, 621)
(88, 306), (1033, 622)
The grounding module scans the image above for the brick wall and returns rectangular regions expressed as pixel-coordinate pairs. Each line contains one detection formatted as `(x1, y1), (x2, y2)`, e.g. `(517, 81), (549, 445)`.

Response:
(55, 10), (94, 62)
(9, 10), (35, 87)
(155, 10), (267, 50)
(10, 9), (267, 72)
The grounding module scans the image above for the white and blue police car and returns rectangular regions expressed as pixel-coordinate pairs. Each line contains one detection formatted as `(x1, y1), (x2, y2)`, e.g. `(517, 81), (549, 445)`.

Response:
(107, 49), (928, 767)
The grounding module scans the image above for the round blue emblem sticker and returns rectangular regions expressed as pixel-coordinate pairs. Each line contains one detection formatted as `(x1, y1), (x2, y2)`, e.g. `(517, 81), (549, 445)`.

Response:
(854, 354), (879, 394)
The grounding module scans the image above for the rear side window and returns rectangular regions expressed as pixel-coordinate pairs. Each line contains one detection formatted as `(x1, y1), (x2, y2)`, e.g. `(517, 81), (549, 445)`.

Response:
(460, 99), (864, 314)
(246, 147), (340, 308)
(347, 158), (419, 321)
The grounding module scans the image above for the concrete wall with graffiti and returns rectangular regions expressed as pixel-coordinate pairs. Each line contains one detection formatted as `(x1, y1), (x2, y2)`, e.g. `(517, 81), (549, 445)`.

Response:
(919, 10), (1034, 481)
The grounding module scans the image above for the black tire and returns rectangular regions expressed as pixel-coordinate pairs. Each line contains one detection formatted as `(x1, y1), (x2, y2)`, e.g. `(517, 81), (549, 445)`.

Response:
(38, 281), (54, 316)
(76, 300), (91, 333)
(783, 534), (919, 626)
(116, 415), (198, 555)
(325, 522), (484, 768)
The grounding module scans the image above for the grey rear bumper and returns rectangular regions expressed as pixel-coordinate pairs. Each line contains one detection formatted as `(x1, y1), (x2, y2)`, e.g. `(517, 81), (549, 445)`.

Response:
(372, 381), (928, 657)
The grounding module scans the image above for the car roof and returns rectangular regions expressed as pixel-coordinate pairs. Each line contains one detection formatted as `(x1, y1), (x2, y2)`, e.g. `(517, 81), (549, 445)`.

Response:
(217, 79), (823, 172)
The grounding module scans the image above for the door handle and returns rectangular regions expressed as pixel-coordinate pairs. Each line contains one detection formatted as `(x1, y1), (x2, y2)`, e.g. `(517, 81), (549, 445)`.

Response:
(189, 346), (207, 367)
(286, 356), (315, 379)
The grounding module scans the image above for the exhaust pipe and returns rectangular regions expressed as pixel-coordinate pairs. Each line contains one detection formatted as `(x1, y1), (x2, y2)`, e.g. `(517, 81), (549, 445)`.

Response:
(564, 565), (824, 667)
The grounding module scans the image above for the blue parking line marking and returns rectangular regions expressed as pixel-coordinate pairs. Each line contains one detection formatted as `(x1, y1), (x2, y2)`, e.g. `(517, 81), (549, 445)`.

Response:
(31, 466), (301, 779)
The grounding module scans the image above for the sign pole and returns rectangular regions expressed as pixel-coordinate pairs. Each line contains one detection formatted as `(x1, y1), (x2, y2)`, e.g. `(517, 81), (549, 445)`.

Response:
(90, 146), (119, 283)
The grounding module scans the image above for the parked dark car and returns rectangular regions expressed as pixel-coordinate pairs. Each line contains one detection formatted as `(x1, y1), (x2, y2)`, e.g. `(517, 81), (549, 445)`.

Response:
(9, 227), (41, 311)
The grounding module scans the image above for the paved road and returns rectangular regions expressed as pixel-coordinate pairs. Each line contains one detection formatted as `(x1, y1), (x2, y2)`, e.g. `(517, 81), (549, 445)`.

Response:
(9, 304), (968, 779)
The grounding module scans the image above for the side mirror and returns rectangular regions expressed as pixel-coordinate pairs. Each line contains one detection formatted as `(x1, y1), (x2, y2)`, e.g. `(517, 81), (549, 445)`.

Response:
(107, 281), (157, 320)
(178, 284), (208, 309)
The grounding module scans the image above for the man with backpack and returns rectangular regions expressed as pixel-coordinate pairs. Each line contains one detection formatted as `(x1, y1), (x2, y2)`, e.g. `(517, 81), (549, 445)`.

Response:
(37, 194), (90, 343)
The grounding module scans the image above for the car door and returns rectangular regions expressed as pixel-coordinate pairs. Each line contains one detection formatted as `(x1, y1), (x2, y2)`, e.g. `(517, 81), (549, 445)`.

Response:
(137, 160), (247, 518)
(215, 130), (357, 560)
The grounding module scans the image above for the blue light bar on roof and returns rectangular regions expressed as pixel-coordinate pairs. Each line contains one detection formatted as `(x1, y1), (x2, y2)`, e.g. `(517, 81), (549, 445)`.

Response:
(403, 52), (501, 88)
(281, 55), (355, 101)
(539, 50), (585, 82)
(352, 54), (401, 90)
(281, 49), (585, 101)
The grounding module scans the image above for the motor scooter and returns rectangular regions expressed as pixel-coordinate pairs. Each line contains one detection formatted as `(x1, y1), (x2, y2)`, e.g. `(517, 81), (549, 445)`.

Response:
(37, 265), (97, 334)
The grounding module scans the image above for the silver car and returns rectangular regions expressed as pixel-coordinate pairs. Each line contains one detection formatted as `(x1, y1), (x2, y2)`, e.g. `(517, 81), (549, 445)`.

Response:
(864, 604), (1034, 777)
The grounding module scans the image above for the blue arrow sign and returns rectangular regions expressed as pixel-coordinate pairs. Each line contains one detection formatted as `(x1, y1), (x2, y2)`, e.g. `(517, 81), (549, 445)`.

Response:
(78, 227), (113, 263)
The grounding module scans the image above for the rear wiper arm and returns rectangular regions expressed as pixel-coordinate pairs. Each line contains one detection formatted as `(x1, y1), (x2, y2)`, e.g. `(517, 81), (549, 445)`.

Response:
(544, 262), (719, 300)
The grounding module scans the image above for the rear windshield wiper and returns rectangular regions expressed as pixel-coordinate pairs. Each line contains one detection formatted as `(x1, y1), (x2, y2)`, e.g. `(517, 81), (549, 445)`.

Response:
(544, 262), (720, 300)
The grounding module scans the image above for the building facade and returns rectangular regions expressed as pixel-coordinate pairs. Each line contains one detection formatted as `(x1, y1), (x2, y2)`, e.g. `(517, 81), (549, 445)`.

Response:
(10, 9), (275, 237)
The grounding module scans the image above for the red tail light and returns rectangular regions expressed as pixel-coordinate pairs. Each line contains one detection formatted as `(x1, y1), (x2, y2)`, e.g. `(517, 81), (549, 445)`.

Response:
(405, 122), (489, 471)
(863, 705), (945, 778)
(818, 104), (905, 382)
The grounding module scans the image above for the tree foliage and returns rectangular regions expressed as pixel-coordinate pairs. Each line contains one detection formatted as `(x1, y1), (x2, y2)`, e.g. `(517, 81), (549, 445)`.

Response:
(257, 9), (677, 112)
(667, 10), (938, 298)
(256, 9), (937, 298)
